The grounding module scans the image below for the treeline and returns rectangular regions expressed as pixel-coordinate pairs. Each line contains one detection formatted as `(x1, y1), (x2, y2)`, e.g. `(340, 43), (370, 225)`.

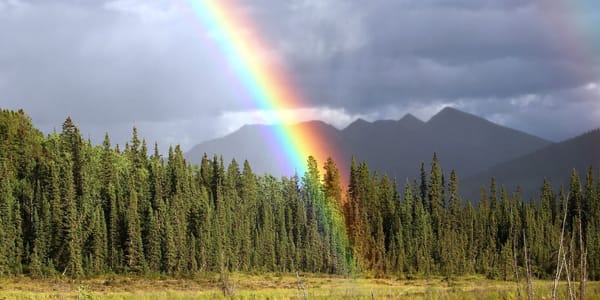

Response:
(0, 109), (599, 281)
(346, 155), (599, 282)
(0, 109), (350, 277)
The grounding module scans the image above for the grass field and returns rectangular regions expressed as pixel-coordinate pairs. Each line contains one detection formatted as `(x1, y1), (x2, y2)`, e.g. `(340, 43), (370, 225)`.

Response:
(0, 274), (599, 299)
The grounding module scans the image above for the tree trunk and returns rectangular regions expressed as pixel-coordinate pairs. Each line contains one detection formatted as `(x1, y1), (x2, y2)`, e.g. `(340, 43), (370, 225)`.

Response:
(513, 239), (522, 300)
(578, 207), (586, 300)
(553, 193), (569, 300)
(523, 232), (534, 300)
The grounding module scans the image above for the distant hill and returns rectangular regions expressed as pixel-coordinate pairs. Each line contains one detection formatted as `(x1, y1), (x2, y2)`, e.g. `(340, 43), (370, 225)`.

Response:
(462, 129), (600, 201)
(185, 107), (552, 188)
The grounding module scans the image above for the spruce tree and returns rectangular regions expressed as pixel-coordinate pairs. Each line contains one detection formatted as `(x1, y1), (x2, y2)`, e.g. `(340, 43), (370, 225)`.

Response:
(323, 157), (343, 208)
(589, 171), (600, 280)
(124, 177), (145, 273)
(428, 153), (444, 271)
(145, 207), (161, 272)
(61, 159), (83, 277)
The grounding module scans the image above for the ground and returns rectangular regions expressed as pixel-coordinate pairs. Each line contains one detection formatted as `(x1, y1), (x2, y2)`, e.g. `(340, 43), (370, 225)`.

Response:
(0, 274), (599, 299)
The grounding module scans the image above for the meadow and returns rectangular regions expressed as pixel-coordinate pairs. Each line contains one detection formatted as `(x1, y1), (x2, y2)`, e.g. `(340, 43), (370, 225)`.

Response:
(1, 274), (599, 299)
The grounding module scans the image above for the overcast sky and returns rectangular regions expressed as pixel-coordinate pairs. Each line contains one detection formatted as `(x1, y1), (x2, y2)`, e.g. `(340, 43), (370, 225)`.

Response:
(1, 0), (600, 151)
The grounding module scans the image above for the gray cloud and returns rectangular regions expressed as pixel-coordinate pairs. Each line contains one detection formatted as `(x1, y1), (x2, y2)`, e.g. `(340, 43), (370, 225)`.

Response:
(1, 0), (599, 151)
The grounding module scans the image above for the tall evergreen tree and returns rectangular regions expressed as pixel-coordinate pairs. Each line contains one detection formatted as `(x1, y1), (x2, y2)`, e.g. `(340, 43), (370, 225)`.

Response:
(61, 158), (82, 277)
(124, 176), (145, 273)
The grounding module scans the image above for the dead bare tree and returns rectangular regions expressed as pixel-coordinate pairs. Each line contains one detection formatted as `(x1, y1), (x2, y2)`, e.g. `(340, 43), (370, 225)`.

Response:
(513, 239), (522, 300)
(553, 192), (570, 300)
(509, 204), (522, 300)
(568, 233), (578, 300)
(219, 251), (236, 297)
(523, 231), (534, 300)
(296, 271), (308, 300)
(580, 246), (587, 300)
(563, 250), (574, 300)
(578, 208), (587, 300)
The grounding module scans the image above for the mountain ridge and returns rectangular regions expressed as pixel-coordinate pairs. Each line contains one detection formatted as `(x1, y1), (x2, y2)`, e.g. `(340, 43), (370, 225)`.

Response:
(185, 108), (553, 194)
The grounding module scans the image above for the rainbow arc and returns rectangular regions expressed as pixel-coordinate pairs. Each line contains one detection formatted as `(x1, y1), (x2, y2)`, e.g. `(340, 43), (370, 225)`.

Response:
(186, 0), (341, 176)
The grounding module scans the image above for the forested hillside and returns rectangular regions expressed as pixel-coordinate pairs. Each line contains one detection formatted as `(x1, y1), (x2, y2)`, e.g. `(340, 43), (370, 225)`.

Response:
(0, 109), (598, 283)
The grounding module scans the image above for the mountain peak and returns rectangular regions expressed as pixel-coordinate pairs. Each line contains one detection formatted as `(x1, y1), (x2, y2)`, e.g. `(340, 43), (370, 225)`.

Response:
(295, 119), (333, 128)
(430, 106), (467, 120)
(344, 118), (371, 131)
(427, 106), (489, 127)
(399, 113), (424, 124)
(289, 119), (340, 134)
(237, 120), (334, 130)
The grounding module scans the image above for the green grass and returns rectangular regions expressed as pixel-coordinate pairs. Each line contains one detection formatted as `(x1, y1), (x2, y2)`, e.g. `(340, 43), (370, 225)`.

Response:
(0, 274), (599, 299)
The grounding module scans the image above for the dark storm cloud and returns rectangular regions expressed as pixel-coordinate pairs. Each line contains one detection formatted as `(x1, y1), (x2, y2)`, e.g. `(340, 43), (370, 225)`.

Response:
(1, 0), (240, 121)
(246, 0), (600, 139)
(268, 1), (599, 112)
(1, 0), (599, 149)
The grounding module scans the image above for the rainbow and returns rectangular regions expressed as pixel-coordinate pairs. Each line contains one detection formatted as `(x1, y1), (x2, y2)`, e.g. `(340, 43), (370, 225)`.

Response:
(549, 1), (600, 86)
(185, 0), (353, 273)
(185, 0), (342, 177)
(556, 1), (600, 120)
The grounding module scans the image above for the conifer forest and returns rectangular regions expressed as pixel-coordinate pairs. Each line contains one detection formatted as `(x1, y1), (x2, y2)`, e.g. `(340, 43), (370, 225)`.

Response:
(1, 108), (599, 285)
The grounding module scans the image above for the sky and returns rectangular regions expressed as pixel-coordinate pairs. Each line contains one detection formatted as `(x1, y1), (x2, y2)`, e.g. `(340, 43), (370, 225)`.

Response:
(1, 0), (600, 151)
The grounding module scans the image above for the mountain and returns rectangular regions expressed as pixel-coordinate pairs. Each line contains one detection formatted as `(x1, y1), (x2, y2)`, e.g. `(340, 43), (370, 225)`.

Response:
(186, 120), (342, 175)
(419, 107), (553, 178)
(462, 129), (600, 201)
(338, 107), (551, 183)
(186, 107), (552, 188)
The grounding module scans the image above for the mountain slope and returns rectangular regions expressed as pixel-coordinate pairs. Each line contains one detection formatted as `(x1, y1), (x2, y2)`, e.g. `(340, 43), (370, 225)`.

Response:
(186, 108), (552, 188)
(462, 129), (600, 201)
(340, 107), (551, 182)
(423, 107), (552, 177)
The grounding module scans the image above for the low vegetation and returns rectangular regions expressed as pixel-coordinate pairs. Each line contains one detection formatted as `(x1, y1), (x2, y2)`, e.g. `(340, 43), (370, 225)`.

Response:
(1, 274), (599, 299)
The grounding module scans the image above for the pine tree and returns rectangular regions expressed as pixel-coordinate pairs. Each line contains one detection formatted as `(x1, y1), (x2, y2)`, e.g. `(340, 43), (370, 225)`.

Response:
(100, 133), (120, 271)
(239, 160), (256, 271)
(30, 185), (50, 277)
(124, 176), (145, 273)
(145, 207), (161, 272)
(323, 157), (343, 208)
(428, 153), (444, 271)
(287, 175), (306, 271)
(187, 233), (198, 274)
(568, 169), (583, 232)
(345, 157), (360, 259)
(48, 160), (64, 272)
(88, 205), (107, 274)
(0, 161), (21, 275)
(420, 162), (428, 211)
(588, 171), (600, 280)
(61, 159), (83, 277)
(444, 170), (465, 276)
(160, 199), (177, 274)
(401, 181), (414, 274)
(413, 179), (433, 275)
(61, 117), (85, 202)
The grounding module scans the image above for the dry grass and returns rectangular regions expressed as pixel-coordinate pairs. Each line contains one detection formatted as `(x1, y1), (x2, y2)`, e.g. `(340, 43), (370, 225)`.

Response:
(0, 274), (598, 299)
